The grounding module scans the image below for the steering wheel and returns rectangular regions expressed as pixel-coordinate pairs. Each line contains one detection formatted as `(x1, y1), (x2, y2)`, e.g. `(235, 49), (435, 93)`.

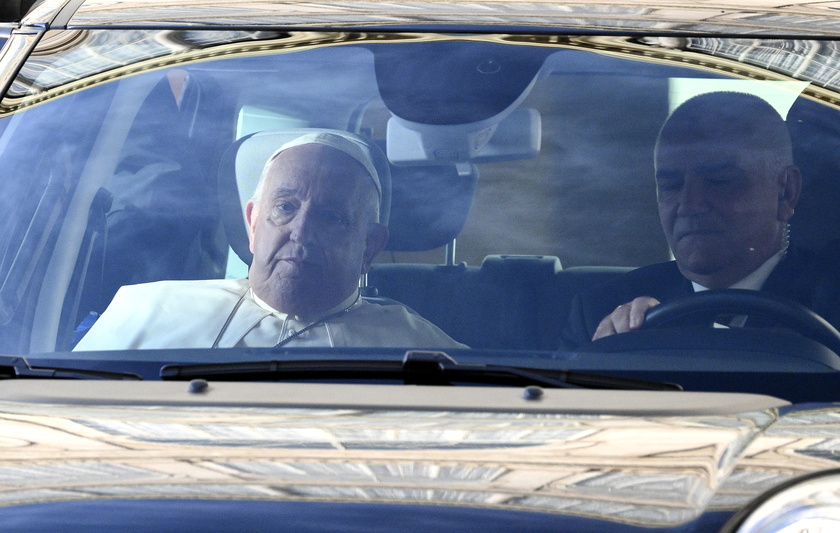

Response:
(642, 289), (840, 354)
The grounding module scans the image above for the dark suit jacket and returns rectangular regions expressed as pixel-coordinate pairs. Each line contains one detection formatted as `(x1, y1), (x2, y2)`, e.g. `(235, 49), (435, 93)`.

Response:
(563, 246), (840, 348)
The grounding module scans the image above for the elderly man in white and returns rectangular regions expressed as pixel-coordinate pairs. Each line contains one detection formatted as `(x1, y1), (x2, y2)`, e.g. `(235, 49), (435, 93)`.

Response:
(75, 131), (466, 350)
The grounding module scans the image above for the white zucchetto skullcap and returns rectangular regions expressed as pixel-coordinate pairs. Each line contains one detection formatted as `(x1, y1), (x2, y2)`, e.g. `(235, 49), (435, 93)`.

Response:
(263, 131), (382, 205)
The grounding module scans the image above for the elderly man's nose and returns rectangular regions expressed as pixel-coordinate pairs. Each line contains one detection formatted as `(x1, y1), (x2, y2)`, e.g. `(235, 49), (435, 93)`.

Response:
(288, 211), (316, 243)
(676, 179), (709, 214)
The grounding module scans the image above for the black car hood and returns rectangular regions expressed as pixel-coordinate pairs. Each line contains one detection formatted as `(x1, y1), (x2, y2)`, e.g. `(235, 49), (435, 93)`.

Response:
(0, 380), (832, 530)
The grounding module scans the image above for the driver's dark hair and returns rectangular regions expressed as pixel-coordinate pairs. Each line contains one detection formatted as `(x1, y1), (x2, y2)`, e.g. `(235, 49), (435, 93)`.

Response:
(656, 91), (794, 171)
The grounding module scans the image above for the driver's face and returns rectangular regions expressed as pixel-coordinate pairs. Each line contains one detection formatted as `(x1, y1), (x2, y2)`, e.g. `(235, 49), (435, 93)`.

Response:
(655, 135), (791, 289)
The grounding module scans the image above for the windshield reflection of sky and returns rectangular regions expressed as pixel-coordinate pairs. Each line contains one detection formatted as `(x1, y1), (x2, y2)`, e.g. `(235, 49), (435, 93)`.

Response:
(7, 30), (370, 101)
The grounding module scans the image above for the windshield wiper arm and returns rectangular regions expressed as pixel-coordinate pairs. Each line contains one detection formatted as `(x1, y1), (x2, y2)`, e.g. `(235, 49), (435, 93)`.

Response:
(0, 356), (142, 380)
(160, 350), (681, 391)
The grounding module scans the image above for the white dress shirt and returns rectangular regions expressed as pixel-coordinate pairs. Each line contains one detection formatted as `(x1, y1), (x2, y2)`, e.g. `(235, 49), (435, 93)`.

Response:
(691, 251), (785, 328)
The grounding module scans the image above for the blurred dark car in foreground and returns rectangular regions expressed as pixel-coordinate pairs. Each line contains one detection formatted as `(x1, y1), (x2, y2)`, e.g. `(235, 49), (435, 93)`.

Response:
(0, 0), (840, 531)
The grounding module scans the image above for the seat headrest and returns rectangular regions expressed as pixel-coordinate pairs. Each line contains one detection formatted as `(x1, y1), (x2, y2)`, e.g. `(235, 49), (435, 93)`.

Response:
(385, 163), (478, 251)
(787, 97), (840, 254)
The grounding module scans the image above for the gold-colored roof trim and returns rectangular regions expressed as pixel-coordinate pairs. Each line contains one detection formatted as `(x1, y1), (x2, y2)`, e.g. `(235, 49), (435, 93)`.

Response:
(5, 30), (840, 117)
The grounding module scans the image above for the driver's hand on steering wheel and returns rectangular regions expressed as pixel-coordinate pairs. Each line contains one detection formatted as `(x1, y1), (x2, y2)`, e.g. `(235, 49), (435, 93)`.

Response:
(593, 297), (661, 341)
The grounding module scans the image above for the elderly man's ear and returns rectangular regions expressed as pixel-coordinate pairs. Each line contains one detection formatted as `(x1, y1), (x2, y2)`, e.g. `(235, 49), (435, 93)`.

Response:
(778, 165), (802, 221)
(245, 200), (258, 253)
(362, 223), (389, 274)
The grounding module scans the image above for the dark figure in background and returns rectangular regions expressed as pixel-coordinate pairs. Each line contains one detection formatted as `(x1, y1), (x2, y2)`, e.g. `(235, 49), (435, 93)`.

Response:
(565, 91), (840, 346)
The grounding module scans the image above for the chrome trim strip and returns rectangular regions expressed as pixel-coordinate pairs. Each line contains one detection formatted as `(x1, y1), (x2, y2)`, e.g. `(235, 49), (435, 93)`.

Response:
(0, 29), (41, 101)
(20, 0), (76, 28)
(50, 0), (90, 28)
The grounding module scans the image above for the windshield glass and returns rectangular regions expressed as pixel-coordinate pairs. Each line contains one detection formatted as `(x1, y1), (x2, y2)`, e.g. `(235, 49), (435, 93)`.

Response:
(0, 29), (838, 395)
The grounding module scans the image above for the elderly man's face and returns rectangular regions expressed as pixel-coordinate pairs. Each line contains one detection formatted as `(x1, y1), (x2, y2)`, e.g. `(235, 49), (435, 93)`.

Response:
(245, 144), (387, 318)
(655, 134), (798, 289)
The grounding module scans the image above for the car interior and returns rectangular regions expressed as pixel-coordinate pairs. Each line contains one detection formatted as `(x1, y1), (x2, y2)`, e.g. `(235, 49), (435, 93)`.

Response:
(0, 32), (838, 363)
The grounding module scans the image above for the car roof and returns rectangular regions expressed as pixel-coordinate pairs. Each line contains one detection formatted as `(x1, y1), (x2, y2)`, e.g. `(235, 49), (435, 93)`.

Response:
(18, 0), (840, 36)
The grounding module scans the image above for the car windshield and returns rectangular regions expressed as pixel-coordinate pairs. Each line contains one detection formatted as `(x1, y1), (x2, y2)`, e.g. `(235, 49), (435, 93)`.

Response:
(1, 29), (838, 399)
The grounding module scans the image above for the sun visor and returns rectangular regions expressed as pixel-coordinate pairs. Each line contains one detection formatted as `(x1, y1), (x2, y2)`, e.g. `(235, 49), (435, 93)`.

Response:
(387, 106), (541, 165)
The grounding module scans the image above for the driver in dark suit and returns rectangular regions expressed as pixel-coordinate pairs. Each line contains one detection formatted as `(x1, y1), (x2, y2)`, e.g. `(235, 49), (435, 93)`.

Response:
(564, 91), (840, 347)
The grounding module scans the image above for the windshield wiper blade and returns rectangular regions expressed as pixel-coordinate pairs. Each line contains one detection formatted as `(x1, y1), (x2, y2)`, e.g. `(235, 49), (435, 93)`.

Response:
(0, 356), (142, 380)
(402, 351), (681, 390)
(160, 350), (681, 391)
(17, 366), (143, 380)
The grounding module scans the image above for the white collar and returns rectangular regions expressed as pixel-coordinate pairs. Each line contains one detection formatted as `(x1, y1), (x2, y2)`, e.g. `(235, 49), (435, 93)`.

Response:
(249, 287), (360, 322)
(692, 250), (785, 293)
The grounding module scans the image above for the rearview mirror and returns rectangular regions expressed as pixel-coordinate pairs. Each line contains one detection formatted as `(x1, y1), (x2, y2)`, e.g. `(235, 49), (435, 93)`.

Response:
(387, 107), (541, 165)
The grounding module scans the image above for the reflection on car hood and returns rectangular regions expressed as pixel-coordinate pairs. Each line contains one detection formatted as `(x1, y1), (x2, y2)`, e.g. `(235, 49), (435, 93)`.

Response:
(0, 381), (835, 529)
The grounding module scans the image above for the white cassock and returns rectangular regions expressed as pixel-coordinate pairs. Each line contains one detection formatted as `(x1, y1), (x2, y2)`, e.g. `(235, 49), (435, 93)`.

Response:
(74, 278), (468, 350)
